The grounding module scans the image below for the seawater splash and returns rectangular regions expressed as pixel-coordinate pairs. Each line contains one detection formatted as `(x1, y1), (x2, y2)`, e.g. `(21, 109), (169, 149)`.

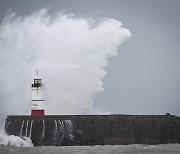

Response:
(25, 120), (29, 137)
(58, 120), (65, 145)
(4, 119), (75, 146)
(1, 120), (33, 147)
(5, 121), (11, 129)
(20, 120), (24, 137)
(0, 9), (131, 146)
(65, 120), (74, 141)
(58, 120), (63, 132)
(58, 120), (64, 143)
(29, 120), (33, 138)
(65, 120), (74, 134)
(0, 9), (131, 117)
(54, 120), (58, 136)
(61, 121), (65, 135)
(0, 134), (33, 147)
(42, 120), (45, 140)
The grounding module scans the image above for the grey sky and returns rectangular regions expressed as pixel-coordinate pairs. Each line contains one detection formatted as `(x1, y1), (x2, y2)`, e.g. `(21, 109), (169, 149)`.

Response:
(0, 0), (180, 116)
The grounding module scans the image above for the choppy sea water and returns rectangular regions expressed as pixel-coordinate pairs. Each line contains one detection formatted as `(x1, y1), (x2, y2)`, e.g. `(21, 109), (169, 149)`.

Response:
(0, 144), (180, 154)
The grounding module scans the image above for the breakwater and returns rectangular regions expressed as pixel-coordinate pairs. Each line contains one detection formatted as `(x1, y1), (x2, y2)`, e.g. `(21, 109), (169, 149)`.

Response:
(5, 114), (180, 146)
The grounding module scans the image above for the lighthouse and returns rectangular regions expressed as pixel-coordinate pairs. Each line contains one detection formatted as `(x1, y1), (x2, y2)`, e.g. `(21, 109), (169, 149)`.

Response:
(31, 71), (45, 116)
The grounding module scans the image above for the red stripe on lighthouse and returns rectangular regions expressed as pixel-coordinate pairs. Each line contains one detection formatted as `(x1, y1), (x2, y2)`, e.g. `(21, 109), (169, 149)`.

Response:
(31, 110), (45, 116)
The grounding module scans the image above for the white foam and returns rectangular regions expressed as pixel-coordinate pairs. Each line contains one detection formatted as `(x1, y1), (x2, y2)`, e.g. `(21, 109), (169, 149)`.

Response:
(0, 134), (33, 147)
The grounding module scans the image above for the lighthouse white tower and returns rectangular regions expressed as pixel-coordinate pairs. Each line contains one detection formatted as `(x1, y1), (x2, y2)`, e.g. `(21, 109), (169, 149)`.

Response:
(31, 71), (45, 116)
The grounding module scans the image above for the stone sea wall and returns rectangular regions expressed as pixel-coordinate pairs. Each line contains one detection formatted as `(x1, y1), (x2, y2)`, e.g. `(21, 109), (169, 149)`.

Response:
(5, 115), (180, 146)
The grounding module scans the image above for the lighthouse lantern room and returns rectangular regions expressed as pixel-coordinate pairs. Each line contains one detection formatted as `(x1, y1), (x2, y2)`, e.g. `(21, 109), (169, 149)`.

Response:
(31, 71), (45, 116)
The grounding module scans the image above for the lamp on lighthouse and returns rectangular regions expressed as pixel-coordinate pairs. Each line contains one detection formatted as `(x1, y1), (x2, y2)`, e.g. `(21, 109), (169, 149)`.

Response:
(31, 71), (45, 116)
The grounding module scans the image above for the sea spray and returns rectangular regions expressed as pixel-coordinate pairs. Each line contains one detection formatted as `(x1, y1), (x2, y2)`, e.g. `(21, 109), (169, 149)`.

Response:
(42, 120), (45, 140)
(25, 120), (29, 137)
(20, 120), (24, 137)
(0, 119), (33, 147)
(29, 120), (33, 138)
(0, 134), (33, 147)
(0, 10), (131, 146)
(0, 9), (131, 116)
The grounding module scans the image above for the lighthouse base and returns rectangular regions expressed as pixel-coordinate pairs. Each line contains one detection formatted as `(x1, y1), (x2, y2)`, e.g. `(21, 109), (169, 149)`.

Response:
(31, 110), (44, 116)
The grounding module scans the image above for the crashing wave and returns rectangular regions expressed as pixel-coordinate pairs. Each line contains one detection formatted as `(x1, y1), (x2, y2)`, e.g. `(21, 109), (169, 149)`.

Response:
(0, 134), (33, 147)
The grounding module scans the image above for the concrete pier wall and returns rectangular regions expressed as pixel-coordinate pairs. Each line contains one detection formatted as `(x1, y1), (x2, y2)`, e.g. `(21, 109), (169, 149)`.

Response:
(5, 115), (180, 146)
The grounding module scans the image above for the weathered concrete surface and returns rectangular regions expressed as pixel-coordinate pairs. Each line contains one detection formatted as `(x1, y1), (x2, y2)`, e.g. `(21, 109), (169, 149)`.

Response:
(5, 115), (180, 146)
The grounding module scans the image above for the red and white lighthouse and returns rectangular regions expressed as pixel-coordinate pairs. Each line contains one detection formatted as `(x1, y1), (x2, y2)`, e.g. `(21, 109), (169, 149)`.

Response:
(31, 71), (45, 116)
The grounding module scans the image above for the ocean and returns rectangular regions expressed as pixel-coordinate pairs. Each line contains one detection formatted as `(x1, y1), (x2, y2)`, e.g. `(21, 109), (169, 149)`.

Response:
(0, 144), (180, 154)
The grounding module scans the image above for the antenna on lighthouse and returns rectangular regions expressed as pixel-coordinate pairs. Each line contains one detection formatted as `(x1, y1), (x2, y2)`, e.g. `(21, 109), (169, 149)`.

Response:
(36, 70), (39, 78)
(31, 71), (45, 116)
